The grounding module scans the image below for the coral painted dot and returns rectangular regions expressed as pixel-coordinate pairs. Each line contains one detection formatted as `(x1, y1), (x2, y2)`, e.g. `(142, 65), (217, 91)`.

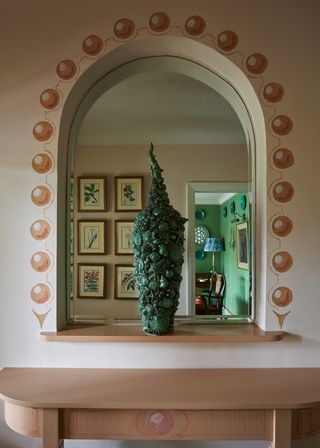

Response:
(148, 411), (174, 435)
(31, 251), (51, 272)
(56, 59), (78, 80)
(271, 215), (293, 237)
(271, 115), (293, 135)
(184, 15), (206, 36)
(32, 152), (53, 174)
(82, 34), (103, 56)
(30, 219), (51, 240)
(272, 181), (294, 203)
(217, 30), (239, 51)
(272, 287), (293, 307)
(114, 18), (135, 39)
(272, 251), (293, 272)
(32, 121), (54, 142)
(31, 185), (52, 206)
(31, 283), (52, 304)
(263, 82), (284, 103)
(246, 53), (268, 74)
(149, 12), (170, 33)
(40, 88), (61, 109)
(272, 148), (294, 169)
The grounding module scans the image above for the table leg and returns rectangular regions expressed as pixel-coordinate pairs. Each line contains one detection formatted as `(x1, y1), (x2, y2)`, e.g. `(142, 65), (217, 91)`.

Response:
(42, 408), (64, 448)
(268, 409), (292, 448)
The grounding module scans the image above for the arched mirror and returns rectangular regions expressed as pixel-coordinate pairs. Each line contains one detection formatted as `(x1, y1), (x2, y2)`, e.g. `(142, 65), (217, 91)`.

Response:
(66, 56), (254, 324)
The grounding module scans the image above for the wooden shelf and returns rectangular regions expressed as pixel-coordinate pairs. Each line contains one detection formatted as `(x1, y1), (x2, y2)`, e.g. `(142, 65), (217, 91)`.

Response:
(40, 322), (284, 343)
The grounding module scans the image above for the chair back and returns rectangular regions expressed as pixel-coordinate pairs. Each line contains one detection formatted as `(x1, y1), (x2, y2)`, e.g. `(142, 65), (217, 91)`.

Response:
(209, 273), (226, 297)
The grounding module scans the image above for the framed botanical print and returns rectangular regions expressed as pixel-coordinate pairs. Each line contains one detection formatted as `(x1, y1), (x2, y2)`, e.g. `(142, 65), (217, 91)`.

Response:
(114, 265), (139, 299)
(115, 220), (134, 255)
(78, 220), (107, 255)
(114, 176), (143, 212)
(78, 177), (106, 212)
(77, 263), (107, 299)
(236, 221), (249, 270)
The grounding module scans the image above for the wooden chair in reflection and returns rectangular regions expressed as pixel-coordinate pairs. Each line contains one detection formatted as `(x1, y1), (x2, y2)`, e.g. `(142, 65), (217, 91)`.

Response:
(196, 272), (226, 315)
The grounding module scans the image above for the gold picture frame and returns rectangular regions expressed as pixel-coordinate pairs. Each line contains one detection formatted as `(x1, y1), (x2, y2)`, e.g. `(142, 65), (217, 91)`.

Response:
(78, 176), (106, 212)
(115, 220), (134, 255)
(236, 221), (249, 270)
(78, 220), (107, 255)
(114, 265), (139, 299)
(77, 263), (107, 299)
(114, 176), (143, 212)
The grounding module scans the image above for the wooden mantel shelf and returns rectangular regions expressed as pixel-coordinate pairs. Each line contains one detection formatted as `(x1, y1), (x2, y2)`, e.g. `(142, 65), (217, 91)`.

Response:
(40, 323), (284, 343)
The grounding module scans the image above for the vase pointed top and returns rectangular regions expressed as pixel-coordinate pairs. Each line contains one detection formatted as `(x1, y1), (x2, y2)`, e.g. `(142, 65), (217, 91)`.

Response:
(148, 143), (163, 178)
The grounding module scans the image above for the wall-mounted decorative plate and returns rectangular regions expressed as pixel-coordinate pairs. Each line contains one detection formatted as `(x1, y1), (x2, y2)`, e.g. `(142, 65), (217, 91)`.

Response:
(195, 225), (209, 244)
(195, 249), (206, 260)
(230, 201), (236, 214)
(195, 209), (206, 220)
(222, 206), (227, 217)
(240, 194), (247, 210)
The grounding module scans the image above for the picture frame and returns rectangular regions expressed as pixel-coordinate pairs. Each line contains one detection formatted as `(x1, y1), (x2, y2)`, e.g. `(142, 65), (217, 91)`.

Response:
(77, 263), (107, 299)
(115, 220), (134, 255)
(114, 176), (143, 212)
(114, 265), (139, 299)
(236, 221), (249, 270)
(78, 220), (107, 255)
(78, 176), (106, 212)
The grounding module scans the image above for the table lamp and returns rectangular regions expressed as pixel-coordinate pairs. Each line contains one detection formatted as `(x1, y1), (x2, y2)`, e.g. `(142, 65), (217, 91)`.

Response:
(204, 237), (224, 273)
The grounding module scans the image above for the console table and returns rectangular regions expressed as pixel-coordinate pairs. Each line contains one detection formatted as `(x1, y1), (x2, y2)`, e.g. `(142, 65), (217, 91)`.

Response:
(1, 368), (320, 448)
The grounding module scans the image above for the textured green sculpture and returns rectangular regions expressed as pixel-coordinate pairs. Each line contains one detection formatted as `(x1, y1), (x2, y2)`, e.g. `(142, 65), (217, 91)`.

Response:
(132, 144), (187, 335)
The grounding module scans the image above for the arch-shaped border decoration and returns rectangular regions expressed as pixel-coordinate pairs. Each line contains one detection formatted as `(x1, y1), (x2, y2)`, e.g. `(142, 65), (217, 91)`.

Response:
(30, 12), (295, 330)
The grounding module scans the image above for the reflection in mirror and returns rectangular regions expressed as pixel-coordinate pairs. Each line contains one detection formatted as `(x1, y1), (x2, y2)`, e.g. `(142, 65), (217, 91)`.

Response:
(67, 56), (253, 324)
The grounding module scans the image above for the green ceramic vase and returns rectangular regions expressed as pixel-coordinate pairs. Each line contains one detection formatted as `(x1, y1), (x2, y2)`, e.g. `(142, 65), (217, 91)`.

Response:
(132, 144), (187, 335)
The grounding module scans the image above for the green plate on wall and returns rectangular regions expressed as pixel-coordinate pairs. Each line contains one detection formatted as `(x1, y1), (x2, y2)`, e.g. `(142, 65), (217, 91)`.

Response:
(195, 250), (206, 260)
(240, 194), (247, 210)
(222, 206), (227, 217)
(195, 209), (206, 220)
(230, 201), (236, 214)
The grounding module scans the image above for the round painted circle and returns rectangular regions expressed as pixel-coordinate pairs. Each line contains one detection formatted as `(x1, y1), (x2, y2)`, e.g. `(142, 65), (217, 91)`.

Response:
(222, 206), (227, 217)
(195, 249), (206, 260)
(240, 195), (247, 211)
(230, 201), (236, 214)
(195, 225), (209, 244)
(195, 209), (206, 220)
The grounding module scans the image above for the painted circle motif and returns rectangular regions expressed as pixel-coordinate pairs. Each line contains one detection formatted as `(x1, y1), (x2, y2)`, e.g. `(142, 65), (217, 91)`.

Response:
(32, 121), (54, 142)
(56, 59), (78, 80)
(272, 287), (293, 307)
(40, 88), (61, 110)
(272, 181), (294, 203)
(271, 115), (293, 135)
(32, 152), (53, 174)
(82, 34), (104, 56)
(31, 251), (52, 272)
(30, 219), (51, 240)
(148, 411), (174, 435)
(31, 283), (52, 304)
(217, 30), (239, 52)
(272, 148), (294, 169)
(246, 53), (268, 74)
(114, 18), (135, 39)
(263, 82), (284, 103)
(31, 185), (52, 206)
(149, 12), (170, 33)
(271, 215), (293, 237)
(272, 251), (293, 273)
(184, 15), (206, 36)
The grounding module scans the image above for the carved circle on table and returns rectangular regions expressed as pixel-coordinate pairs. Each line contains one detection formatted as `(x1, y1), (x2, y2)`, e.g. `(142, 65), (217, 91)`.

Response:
(271, 215), (293, 237)
(184, 15), (206, 37)
(82, 34), (104, 56)
(245, 53), (268, 74)
(148, 411), (174, 435)
(31, 283), (52, 304)
(263, 82), (284, 103)
(32, 121), (54, 142)
(32, 152), (54, 174)
(114, 18), (135, 39)
(271, 114), (293, 135)
(272, 181), (294, 203)
(30, 219), (52, 240)
(40, 88), (61, 110)
(149, 12), (170, 33)
(31, 251), (52, 272)
(272, 147), (294, 169)
(56, 59), (78, 80)
(272, 287), (293, 307)
(217, 30), (239, 52)
(31, 185), (53, 207)
(272, 251), (293, 273)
